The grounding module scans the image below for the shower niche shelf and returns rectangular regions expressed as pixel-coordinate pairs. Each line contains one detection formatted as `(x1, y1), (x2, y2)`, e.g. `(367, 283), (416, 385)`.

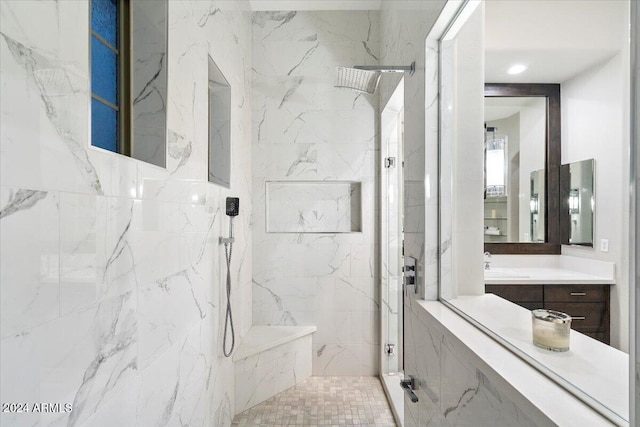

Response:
(266, 181), (362, 233)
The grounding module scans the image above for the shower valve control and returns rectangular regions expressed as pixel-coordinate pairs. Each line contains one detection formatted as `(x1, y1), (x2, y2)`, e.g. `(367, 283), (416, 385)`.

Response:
(403, 256), (418, 295)
(226, 197), (239, 217)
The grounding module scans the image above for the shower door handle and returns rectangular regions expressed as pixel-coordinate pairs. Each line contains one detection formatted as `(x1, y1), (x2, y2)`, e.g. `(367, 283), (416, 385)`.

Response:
(400, 377), (419, 403)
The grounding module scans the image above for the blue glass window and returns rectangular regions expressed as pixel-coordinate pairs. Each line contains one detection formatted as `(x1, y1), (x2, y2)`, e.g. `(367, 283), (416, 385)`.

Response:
(91, 0), (118, 46)
(91, 35), (118, 105)
(90, 0), (120, 153)
(91, 98), (118, 152)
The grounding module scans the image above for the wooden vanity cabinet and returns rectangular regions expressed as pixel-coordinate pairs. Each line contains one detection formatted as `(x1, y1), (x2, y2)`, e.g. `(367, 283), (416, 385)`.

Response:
(484, 285), (543, 311)
(485, 284), (611, 345)
(544, 284), (610, 344)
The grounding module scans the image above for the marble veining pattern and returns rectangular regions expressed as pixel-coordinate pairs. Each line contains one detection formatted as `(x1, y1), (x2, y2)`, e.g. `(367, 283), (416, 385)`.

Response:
(234, 334), (312, 415)
(131, 1), (168, 167)
(252, 10), (379, 377)
(1, 31), (104, 195)
(1, 1), (253, 426)
(400, 298), (548, 427)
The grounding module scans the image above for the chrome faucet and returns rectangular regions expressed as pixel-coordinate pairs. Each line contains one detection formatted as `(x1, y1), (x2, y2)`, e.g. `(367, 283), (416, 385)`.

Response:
(484, 251), (492, 270)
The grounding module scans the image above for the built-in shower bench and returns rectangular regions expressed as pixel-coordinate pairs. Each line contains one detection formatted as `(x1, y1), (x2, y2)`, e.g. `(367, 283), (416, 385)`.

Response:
(233, 325), (316, 415)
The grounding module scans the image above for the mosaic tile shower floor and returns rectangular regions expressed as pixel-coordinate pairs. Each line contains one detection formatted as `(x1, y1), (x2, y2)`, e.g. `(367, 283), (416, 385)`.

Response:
(232, 376), (398, 426)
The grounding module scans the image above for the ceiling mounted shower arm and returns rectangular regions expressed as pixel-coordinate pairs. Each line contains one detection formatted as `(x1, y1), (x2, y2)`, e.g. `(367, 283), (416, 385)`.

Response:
(354, 61), (415, 75)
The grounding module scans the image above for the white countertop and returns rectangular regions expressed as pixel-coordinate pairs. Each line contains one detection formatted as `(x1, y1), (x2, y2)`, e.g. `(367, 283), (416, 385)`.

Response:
(484, 267), (615, 285)
(445, 295), (628, 425)
(484, 255), (616, 285)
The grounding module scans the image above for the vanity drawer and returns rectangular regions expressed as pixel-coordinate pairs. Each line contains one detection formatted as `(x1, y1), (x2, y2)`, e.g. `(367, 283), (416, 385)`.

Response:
(544, 285), (608, 303)
(544, 302), (608, 331)
(485, 285), (543, 303)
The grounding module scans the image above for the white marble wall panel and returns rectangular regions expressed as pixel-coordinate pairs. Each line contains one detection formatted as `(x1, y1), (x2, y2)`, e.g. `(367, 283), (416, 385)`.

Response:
(0, 188), (59, 339)
(252, 144), (376, 180)
(402, 298), (552, 427)
(1, 1), (253, 426)
(253, 40), (378, 79)
(234, 335), (312, 414)
(252, 10), (379, 376)
(440, 341), (538, 426)
(312, 342), (378, 376)
(252, 11), (380, 44)
(256, 109), (376, 145)
(252, 75), (376, 116)
(253, 241), (351, 281)
(0, 292), (138, 427)
(137, 270), (206, 369)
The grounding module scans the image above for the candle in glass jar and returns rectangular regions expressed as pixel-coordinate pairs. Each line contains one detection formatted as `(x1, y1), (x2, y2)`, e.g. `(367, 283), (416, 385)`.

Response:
(531, 309), (571, 352)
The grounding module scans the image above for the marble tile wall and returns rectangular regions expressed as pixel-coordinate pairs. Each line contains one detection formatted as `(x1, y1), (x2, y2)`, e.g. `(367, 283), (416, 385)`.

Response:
(234, 335), (312, 414)
(251, 11), (380, 376)
(402, 301), (547, 427)
(0, 1), (252, 426)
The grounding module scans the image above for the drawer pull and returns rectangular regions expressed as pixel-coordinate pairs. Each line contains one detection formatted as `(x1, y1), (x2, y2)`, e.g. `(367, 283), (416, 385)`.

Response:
(570, 292), (587, 296)
(572, 316), (586, 320)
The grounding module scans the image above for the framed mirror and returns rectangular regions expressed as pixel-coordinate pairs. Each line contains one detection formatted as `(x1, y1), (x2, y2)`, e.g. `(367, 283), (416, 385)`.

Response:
(484, 83), (561, 254)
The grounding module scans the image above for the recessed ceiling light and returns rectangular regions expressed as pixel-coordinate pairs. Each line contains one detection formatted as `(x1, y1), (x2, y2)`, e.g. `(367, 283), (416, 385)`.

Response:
(507, 64), (527, 75)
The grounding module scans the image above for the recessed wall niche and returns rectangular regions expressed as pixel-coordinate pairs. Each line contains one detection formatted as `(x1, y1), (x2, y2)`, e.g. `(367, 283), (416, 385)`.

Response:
(207, 55), (231, 188)
(266, 181), (362, 233)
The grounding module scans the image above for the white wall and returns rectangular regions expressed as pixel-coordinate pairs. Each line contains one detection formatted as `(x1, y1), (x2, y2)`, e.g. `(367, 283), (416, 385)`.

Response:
(0, 1), (253, 426)
(561, 48), (630, 351)
(442, 2), (485, 297)
(251, 11), (380, 376)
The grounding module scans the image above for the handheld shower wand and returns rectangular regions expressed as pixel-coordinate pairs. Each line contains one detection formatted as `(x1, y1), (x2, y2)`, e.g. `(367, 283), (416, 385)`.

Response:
(220, 197), (239, 357)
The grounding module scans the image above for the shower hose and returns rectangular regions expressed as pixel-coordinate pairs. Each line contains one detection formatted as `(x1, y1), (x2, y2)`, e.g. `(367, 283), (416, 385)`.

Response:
(223, 228), (235, 358)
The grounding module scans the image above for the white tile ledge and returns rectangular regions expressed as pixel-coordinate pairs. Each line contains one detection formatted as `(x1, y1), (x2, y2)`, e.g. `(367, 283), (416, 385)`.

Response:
(415, 297), (628, 427)
(233, 325), (317, 362)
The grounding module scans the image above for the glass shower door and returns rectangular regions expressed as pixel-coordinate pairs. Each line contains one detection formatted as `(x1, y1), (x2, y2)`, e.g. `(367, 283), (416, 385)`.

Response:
(382, 107), (404, 376)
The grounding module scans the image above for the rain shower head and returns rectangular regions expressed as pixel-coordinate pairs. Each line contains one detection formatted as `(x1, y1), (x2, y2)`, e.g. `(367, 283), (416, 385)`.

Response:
(334, 62), (415, 94)
(334, 67), (381, 94)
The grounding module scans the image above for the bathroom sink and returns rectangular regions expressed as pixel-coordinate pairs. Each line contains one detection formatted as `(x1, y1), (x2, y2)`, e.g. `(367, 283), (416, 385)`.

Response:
(484, 269), (530, 279)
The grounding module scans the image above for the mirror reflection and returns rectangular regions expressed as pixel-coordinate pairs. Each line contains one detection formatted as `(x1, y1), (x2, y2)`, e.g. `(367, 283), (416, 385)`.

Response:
(208, 55), (231, 188)
(530, 169), (545, 242)
(561, 159), (595, 246)
(484, 97), (546, 243)
(437, 0), (629, 423)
